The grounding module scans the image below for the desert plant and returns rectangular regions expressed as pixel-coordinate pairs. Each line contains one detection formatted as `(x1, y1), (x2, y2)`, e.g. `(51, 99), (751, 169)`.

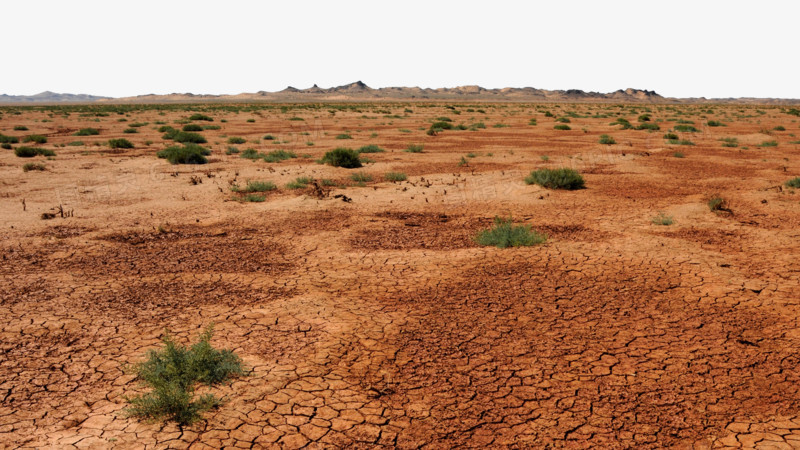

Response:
(785, 177), (800, 188)
(124, 326), (246, 426)
(638, 114), (651, 122)
(0, 134), (20, 144)
(335, 133), (353, 140)
(384, 172), (407, 182)
(528, 118), (537, 126)
(720, 137), (739, 148)
(635, 123), (660, 131)
(663, 133), (679, 140)
(553, 124), (571, 131)
(227, 137), (246, 144)
(188, 113), (214, 121)
(263, 134), (275, 140)
(555, 117), (571, 123)
(598, 134), (616, 145)
(15, 146), (55, 157)
(123, 128), (138, 134)
(350, 172), (372, 183)
(774, 126), (786, 131)
(321, 148), (362, 168)
(157, 144), (210, 164)
(1, 143), (11, 150)
(286, 176), (312, 189)
(525, 168), (585, 190)
(707, 120), (725, 127)
(108, 138), (134, 149)
(673, 152), (685, 158)
(651, 212), (674, 225)
(357, 144), (384, 153)
(22, 162), (46, 172)
(708, 196), (730, 212)
(75, 128), (100, 136)
(262, 149), (297, 162)
(13, 125), (28, 131)
(404, 144), (424, 153)
(475, 217), (547, 248)
(241, 180), (276, 192)
(23, 134), (47, 144)
(674, 125), (699, 132)
(760, 140), (778, 147)
(182, 124), (204, 132)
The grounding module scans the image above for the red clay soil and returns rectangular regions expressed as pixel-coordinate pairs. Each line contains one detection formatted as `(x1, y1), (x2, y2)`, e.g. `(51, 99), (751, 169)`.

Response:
(1, 102), (800, 448)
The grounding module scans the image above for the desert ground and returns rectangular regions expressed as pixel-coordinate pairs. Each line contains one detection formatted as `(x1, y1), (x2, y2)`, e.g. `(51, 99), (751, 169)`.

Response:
(1, 102), (800, 448)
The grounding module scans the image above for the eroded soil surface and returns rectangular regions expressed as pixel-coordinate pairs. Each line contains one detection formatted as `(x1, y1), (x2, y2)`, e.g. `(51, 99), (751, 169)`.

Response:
(1, 102), (800, 448)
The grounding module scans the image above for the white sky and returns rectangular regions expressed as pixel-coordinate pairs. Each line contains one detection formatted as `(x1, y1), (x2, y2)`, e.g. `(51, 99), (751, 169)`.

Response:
(3, 1), (798, 99)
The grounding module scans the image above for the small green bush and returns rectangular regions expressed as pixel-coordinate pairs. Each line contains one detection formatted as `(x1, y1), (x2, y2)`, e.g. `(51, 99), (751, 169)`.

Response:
(785, 177), (800, 188)
(15, 146), (55, 157)
(707, 120), (725, 127)
(109, 138), (134, 149)
(23, 162), (46, 172)
(357, 144), (384, 153)
(157, 144), (210, 164)
(263, 134), (275, 140)
(262, 150), (296, 163)
(335, 133), (353, 140)
(525, 168), (585, 190)
(652, 212), (674, 225)
(774, 126), (786, 131)
(188, 113), (213, 121)
(404, 144), (424, 153)
(350, 172), (372, 183)
(638, 114), (651, 122)
(598, 134), (616, 145)
(663, 133), (679, 140)
(286, 176), (312, 189)
(674, 125), (699, 132)
(241, 180), (276, 192)
(23, 134), (47, 144)
(123, 128), (138, 134)
(720, 137), (738, 148)
(75, 128), (100, 136)
(555, 117), (571, 123)
(124, 326), (246, 426)
(528, 118), (537, 126)
(182, 124), (204, 132)
(13, 125), (28, 131)
(708, 196), (729, 212)
(321, 148), (362, 168)
(384, 172), (407, 182)
(475, 217), (546, 248)
(673, 152), (685, 158)
(635, 123), (660, 131)
(228, 137), (246, 144)
(1, 143), (11, 150)
(760, 140), (778, 147)
(0, 134), (20, 144)
(553, 124), (571, 131)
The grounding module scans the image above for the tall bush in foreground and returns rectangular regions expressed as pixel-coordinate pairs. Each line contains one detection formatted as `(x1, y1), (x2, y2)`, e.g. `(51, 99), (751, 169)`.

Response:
(320, 147), (362, 168)
(124, 326), (246, 425)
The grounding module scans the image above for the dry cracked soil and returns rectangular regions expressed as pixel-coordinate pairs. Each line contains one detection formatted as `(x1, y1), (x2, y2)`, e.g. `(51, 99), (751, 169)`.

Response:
(1, 102), (800, 448)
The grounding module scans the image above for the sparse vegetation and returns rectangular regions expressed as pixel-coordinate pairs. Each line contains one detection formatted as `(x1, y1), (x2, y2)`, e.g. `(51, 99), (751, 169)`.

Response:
(708, 196), (730, 213)
(598, 134), (616, 145)
(720, 137), (739, 148)
(23, 134), (47, 144)
(707, 120), (725, 127)
(475, 217), (547, 248)
(404, 144), (424, 153)
(13, 125), (28, 131)
(525, 168), (585, 190)
(227, 137), (246, 145)
(157, 144), (210, 164)
(553, 124), (571, 131)
(651, 212), (674, 225)
(188, 113), (214, 121)
(286, 176), (312, 189)
(321, 148), (362, 168)
(22, 162), (46, 172)
(15, 146), (55, 157)
(0, 134), (20, 144)
(124, 326), (246, 426)
(760, 140), (778, 147)
(357, 144), (385, 153)
(635, 123), (660, 131)
(108, 138), (134, 149)
(350, 172), (372, 183)
(785, 177), (800, 188)
(335, 133), (353, 140)
(182, 124), (204, 132)
(75, 128), (100, 136)
(384, 172), (407, 182)
(674, 125), (699, 132)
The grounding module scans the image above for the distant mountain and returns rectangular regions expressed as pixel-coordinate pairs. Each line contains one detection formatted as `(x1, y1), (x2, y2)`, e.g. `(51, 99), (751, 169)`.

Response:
(0, 91), (110, 103)
(2, 84), (798, 104)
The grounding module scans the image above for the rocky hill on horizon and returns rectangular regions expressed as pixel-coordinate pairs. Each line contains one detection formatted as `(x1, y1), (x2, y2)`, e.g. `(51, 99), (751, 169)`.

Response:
(2, 83), (798, 104)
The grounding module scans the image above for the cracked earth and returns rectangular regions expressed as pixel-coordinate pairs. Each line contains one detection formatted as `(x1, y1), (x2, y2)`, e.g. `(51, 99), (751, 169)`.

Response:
(1, 103), (800, 448)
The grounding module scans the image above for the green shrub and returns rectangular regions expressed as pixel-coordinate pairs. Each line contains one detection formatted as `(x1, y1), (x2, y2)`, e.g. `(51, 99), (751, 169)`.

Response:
(384, 172), (407, 182)
(774, 126), (786, 131)
(528, 118), (537, 126)
(674, 125), (699, 132)
(663, 133), (679, 140)
(652, 212), (674, 225)
(172, 132), (206, 144)
(707, 120), (725, 127)
(124, 326), (246, 426)
(598, 134), (616, 145)
(357, 144), (384, 153)
(123, 128), (138, 134)
(225, 146), (239, 155)
(637, 114), (651, 122)
(15, 146), (55, 157)
(668, 139), (695, 146)
(23, 162), (46, 172)
(475, 217), (547, 248)
(1, 143), (11, 150)
(553, 124), (571, 131)
(157, 144), (210, 164)
(23, 134), (47, 144)
(544, 111), (554, 118)
(404, 144), (424, 153)
(159, 125), (177, 133)
(555, 117), (571, 123)
(240, 148), (262, 160)
(228, 137), (246, 144)
(720, 137), (738, 148)
(286, 176), (312, 189)
(109, 138), (134, 149)
(708, 196), (729, 212)
(13, 125), (28, 131)
(350, 172), (372, 183)
(262, 149), (297, 163)
(0, 134), (20, 144)
(241, 180), (276, 192)
(188, 113), (213, 121)
(321, 148), (362, 168)
(635, 123), (660, 131)
(75, 128), (100, 136)
(525, 168), (585, 190)
(182, 124), (204, 132)
(760, 140), (778, 147)
(335, 133), (353, 140)
(68, 141), (84, 146)
(785, 177), (800, 188)
(263, 134), (275, 140)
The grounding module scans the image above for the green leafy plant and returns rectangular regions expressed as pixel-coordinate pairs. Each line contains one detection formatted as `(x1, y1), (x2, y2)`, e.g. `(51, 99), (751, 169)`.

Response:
(785, 177), (800, 188)
(75, 128), (100, 136)
(335, 133), (353, 140)
(598, 134), (616, 145)
(384, 172), (407, 182)
(720, 137), (739, 148)
(320, 148), (362, 168)
(350, 172), (372, 183)
(525, 168), (585, 190)
(13, 125), (28, 131)
(108, 138), (134, 149)
(22, 162), (46, 172)
(553, 124), (571, 131)
(15, 146), (55, 157)
(123, 128), (138, 134)
(262, 149), (297, 163)
(23, 134), (47, 144)
(404, 144), (424, 153)
(124, 326), (246, 426)
(228, 137), (246, 144)
(182, 124), (204, 132)
(357, 144), (385, 153)
(157, 144), (210, 164)
(475, 217), (547, 248)
(674, 125), (699, 132)
(188, 113), (214, 121)
(635, 123), (660, 131)
(0, 134), (20, 144)
(286, 176), (312, 189)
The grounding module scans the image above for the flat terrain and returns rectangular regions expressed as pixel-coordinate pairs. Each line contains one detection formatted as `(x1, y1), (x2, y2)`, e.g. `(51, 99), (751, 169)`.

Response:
(1, 102), (800, 448)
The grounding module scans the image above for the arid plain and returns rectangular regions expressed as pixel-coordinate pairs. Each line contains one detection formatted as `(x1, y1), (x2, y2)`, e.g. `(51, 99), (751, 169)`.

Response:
(1, 102), (800, 448)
